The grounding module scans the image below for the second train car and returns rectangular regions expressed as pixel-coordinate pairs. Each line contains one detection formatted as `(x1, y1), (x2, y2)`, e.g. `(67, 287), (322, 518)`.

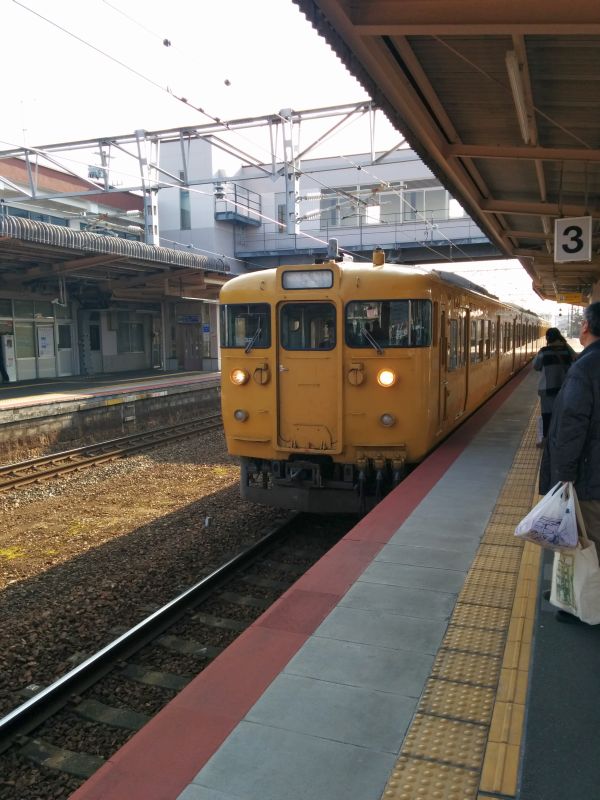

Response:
(219, 245), (546, 513)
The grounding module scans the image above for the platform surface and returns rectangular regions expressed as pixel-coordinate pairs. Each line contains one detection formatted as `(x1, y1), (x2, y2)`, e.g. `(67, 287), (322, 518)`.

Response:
(0, 370), (220, 416)
(55, 364), (600, 800)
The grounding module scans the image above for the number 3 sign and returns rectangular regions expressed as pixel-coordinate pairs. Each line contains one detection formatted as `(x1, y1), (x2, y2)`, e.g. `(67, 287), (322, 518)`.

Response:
(554, 216), (592, 263)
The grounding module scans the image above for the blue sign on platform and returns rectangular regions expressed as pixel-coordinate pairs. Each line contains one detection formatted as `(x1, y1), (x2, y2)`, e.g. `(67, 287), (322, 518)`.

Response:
(202, 324), (210, 333)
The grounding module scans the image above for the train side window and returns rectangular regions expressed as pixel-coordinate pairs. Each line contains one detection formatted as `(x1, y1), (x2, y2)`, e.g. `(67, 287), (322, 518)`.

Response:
(448, 319), (459, 370)
(470, 320), (479, 363)
(280, 302), (336, 350)
(220, 303), (270, 349)
(480, 320), (486, 360)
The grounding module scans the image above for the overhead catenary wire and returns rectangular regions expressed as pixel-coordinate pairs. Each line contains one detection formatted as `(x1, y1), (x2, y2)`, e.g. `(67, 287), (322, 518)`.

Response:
(6, 3), (494, 268)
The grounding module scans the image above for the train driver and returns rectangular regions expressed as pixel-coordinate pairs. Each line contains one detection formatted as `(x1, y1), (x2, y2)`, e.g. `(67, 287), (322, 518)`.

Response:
(318, 320), (335, 349)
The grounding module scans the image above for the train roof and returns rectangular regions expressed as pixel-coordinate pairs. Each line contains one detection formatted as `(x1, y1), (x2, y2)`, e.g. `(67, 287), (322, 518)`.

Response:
(220, 260), (544, 320)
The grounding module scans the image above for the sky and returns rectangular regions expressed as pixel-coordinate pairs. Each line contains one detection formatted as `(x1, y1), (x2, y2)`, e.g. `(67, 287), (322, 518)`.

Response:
(1, 0), (561, 316)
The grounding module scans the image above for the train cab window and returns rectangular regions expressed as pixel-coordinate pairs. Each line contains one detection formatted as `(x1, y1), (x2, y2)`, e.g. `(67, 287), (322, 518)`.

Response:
(220, 303), (270, 349)
(280, 302), (336, 350)
(345, 300), (431, 348)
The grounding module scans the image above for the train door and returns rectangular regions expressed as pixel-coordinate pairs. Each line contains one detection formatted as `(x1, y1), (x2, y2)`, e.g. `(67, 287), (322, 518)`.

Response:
(277, 301), (341, 453)
(444, 309), (468, 422)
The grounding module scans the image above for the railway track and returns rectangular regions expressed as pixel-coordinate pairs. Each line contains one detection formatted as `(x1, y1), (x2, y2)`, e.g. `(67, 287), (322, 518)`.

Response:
(0, 414), (222, 492)
(0, 512), (353, 798)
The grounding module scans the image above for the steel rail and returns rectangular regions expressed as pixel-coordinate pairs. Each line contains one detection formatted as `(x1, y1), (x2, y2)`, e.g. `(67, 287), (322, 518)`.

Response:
(0, 513), (298, 754)
(0, 414), (221, 492)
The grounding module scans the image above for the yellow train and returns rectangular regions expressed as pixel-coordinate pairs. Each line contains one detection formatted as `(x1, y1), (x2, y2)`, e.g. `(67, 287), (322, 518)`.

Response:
(219, 244), (546, 513)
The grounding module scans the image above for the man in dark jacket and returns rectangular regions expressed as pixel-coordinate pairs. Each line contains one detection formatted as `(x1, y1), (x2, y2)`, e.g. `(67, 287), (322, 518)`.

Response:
(533, 327), (575, 438)
(540, 301), (600, 560)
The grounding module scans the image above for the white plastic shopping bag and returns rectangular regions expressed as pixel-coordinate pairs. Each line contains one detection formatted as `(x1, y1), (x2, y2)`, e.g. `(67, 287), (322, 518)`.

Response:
(514, 482), (578, 550)
(550, 496), (600, 624)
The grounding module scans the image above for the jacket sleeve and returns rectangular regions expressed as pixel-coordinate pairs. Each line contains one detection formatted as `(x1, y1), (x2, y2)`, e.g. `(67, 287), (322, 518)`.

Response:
(552, 372), (593, 481)
(533, 350), (544, 371)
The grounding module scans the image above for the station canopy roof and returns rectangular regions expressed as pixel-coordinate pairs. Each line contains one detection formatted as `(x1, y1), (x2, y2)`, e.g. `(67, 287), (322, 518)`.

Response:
(0, 216), (229, 305)
(295, 0), (600, 305)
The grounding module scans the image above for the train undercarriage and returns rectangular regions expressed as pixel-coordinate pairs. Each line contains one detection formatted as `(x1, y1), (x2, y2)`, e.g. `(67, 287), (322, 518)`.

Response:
(240, 453), (408, 514)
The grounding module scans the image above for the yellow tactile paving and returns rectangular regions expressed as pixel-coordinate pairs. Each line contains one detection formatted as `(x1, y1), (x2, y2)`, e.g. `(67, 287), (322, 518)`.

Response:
(403, 714), (488, 770)
(431, 649), (502, 687)
(382, 756), (480, 800)
(379, 410), (543, 800)
(443, 626), (506, 658)
(451, 603), (512, 630)
(419, 679), (495, 725)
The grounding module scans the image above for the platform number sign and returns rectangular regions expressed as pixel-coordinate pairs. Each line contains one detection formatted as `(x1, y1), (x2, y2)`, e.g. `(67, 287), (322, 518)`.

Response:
(554, 216), (592, 263)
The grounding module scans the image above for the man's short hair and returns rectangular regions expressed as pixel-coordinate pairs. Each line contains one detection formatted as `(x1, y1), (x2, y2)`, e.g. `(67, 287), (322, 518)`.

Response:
(584, 301), (600, 337)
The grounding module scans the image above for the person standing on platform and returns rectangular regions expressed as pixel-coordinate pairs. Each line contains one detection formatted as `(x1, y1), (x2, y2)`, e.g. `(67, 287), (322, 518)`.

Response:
(540, 302), (600, 560)
(533, 327), (575, 439)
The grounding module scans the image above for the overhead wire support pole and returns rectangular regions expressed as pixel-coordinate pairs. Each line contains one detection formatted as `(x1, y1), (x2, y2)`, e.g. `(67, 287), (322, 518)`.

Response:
(280, 109), (300, 235)
(135, 129), (160, 246)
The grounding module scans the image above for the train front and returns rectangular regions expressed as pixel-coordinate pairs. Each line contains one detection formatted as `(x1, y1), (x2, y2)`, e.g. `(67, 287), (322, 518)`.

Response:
(219, 253), (430, 513)
(220, 258), (348, 511)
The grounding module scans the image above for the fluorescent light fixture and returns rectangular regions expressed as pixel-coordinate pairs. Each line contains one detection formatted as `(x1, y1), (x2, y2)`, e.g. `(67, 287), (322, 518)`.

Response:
(506, 51), (531, 144)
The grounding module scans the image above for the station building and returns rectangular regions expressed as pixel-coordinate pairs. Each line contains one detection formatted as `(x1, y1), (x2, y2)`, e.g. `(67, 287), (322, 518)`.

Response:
(0, 158), (228, 381)
(0, 133), (497, 382)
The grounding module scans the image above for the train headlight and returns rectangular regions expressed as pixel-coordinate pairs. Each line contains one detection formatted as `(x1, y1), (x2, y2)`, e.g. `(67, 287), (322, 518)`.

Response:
(377, 368), (396, 387)
(230, 368), (250, 385)
(380, 413), (396, 427)
(234, 409), (249, 421)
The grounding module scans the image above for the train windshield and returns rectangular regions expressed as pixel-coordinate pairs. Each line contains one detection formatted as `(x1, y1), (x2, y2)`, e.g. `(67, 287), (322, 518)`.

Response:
(280, 302), (336, 350)
(220, 303), (271, 349)
(345, 300), (432, 348)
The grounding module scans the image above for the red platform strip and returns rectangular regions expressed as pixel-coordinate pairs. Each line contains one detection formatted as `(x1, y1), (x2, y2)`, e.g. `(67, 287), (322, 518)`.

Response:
(71, 367), (530, 800)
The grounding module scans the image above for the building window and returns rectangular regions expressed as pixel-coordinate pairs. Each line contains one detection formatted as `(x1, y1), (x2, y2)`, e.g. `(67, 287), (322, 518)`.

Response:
(15, 322), (35, 357)
(117, 312), (144, 353)
(58, 325), (72, 349)
(14, 299), (34, 318)
(179, 171), (191, 230)
(404, 187), (447, 222)
(319, 195), (341, 228)
(34, 300), (54, 318)
(90, 325), (101, 351)
(276, 192), (287, 233)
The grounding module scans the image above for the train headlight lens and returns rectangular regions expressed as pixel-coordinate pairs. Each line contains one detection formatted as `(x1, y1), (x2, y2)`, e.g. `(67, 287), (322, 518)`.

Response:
(230, 368), (250, 385)
(234, 409), (249, 421)
(380, 413), (396, 427)
(377, 368), (396, 387)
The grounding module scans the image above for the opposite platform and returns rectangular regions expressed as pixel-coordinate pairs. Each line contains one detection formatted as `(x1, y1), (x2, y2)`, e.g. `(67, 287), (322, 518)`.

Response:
(0, 370), (221, 457)
(71, 365), (546, 800)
